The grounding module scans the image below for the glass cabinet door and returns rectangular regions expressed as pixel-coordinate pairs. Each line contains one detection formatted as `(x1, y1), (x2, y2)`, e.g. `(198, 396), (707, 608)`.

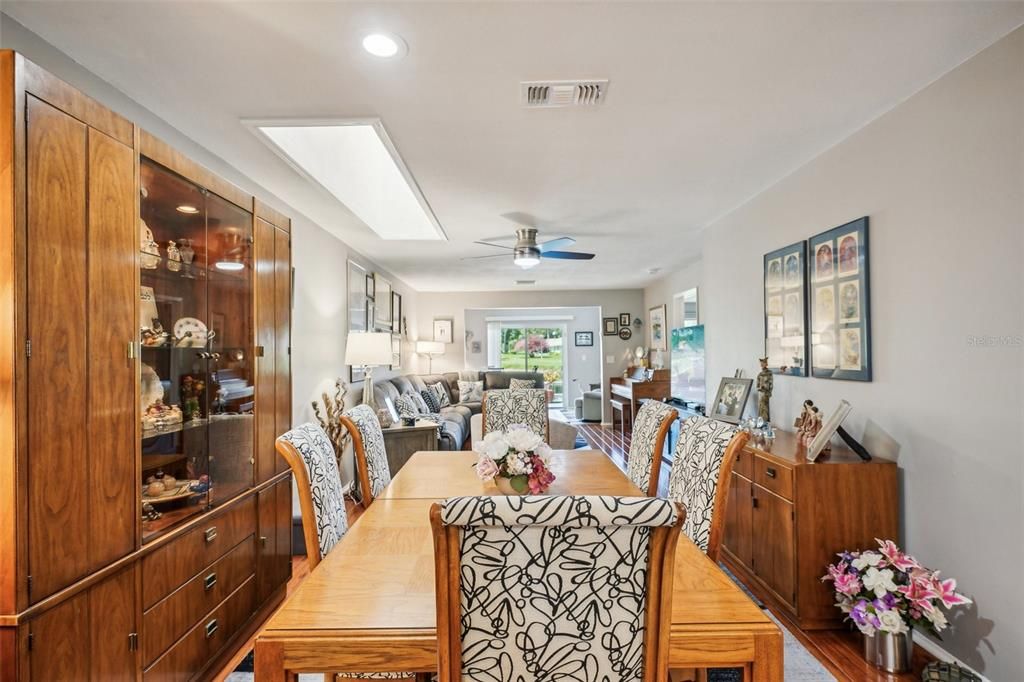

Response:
(206, 193), (255, 505)
(139, 158), (211, 540)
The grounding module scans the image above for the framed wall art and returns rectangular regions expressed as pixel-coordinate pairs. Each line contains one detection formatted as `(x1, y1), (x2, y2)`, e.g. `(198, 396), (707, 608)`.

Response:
(390, 334), (402, 370)
(433, 318), (454, 344)
(392, 291), (402, 335)
(348, 260), (367, 334)
(618, 312), (630, 327)
(809, 217), (871, 381)
(575, 331), (594, 347)
(373, 274), (392, 329)
(648, 304), (667, 351)
(602, 317), (618, 336)
(763, 240), (808, 376)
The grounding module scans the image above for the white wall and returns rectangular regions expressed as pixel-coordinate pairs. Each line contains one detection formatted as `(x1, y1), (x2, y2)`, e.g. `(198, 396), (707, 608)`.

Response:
(416, 289), (644, 421)
(648, 28), (1022, 680)
(0, 17), (419, 485)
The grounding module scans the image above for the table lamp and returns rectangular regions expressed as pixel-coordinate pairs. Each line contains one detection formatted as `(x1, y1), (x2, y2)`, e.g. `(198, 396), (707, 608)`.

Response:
(415, 340), (445, 373)
(345, 332), (393, 406)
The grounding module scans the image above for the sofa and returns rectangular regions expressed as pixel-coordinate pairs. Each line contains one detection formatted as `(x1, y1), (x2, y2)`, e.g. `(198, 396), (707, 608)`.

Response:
(368, 370), (545, 449)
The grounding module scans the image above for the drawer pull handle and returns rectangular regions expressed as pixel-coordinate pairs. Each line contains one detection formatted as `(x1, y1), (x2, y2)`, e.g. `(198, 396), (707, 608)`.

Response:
(204, 526), (218, 543)
(766, 467), (777, 479)
(205, 619), (219, 638)
(752, 497), (759, 509)
(204, 572), (217, 591)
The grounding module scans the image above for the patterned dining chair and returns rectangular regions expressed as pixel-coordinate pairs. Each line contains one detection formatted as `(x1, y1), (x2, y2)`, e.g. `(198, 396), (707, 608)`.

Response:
(481, 388), (549, 440)
(339, 404), (393, 508)
(666, 416), (751, 561)
(626, 401), (679, 496)
(430, 495), (685, 682)
(275, 423), (427, 681)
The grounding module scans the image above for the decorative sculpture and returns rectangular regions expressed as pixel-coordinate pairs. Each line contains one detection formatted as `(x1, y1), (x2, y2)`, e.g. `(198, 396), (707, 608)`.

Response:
(756, 356), (773, 422)
(312, 378), (352, 471)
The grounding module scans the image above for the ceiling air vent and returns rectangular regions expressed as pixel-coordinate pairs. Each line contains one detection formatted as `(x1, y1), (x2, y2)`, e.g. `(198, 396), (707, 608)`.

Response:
(515, 280), (536, 286)
(521, 80), (608, 108)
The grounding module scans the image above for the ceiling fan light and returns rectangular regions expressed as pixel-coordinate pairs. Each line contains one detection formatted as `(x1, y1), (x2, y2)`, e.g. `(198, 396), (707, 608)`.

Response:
(513, 245), (541, 269)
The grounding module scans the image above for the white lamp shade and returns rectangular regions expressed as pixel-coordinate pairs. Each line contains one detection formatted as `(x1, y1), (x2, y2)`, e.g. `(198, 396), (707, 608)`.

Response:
(415, 340), (445, 355)
(345, 332), (393, 366)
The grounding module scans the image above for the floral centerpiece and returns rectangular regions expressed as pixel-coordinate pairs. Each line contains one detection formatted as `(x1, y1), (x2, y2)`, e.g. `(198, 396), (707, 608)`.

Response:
(473, 425), (556, 495)
(823, 539), (971, 672)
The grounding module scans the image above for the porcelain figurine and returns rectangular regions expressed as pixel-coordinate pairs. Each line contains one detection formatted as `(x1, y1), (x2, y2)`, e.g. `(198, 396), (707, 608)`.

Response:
(179, 239), (196, 278)
(140, 219), (160, 269)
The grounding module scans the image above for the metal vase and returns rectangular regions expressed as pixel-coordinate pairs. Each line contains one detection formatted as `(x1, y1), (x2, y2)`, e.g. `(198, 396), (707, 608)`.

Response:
(863, 629), (913, 673)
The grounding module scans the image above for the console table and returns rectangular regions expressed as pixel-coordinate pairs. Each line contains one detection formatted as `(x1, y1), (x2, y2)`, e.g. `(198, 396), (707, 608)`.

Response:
(720, 431), (898, 630)
(381, 421), (439, 475)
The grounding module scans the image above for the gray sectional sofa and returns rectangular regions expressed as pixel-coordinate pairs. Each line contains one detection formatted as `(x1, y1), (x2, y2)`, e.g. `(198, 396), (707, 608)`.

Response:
(369, 370), (544, 449)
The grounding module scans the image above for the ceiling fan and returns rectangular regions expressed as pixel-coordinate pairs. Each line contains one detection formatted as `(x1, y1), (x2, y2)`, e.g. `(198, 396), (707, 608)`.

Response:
(463, 228), (595, 269)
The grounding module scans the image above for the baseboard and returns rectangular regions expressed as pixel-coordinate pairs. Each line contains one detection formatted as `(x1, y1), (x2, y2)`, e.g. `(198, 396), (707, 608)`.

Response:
(914, 634), (991, 682)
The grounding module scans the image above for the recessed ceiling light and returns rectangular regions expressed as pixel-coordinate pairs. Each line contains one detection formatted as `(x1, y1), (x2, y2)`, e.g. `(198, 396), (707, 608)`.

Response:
(362, 33), (406, 59)
(215, 261), (245, 272)
(176, 204), (199, 214)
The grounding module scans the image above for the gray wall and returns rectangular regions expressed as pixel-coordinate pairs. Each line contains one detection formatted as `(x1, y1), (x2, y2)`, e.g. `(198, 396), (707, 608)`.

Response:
(646, 28), (1023, 680)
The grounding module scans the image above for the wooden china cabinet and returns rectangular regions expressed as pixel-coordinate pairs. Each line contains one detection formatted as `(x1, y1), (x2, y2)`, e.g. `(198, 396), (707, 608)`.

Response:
(0, 51), (294, 681)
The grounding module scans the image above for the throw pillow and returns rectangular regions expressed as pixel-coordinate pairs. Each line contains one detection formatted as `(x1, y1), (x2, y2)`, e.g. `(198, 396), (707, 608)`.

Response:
(509, 377), (535, 390)
(411, 392), (430, 414)
(420, 389), (441, 414)
(458, 380), (484, 403)
(430, 382), (451, 407)
(395, 394), (420, 420)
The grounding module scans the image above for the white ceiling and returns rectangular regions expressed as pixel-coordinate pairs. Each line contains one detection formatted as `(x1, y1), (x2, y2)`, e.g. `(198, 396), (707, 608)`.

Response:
(4, 2), (1022, 292)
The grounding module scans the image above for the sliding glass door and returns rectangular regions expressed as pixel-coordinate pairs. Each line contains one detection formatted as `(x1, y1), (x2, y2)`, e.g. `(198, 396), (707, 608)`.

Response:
(495, 325), (566, 407)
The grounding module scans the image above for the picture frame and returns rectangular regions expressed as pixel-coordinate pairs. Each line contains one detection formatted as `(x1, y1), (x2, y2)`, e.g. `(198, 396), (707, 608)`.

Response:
(391, 291), (402, 335)
(383, 396), (400, 424)
(808, 217), (871, 381)
(433, 318), (454, 344)
(763, 240), (808, 377)
(365, 273), (375, 301)
(575, 331), (594, 347)
(602, 317), (618, 336)
(390, 334), (402, 370)
(709, 377), (753, 424)
(348, 260), (367, 334)
(672, 287), (699, 328)
(373, 274), (392, 329)
(648, 304), (667, 351)
(618, 327), (632, 341)
(618, 312), (630, 327)
(807, 399), (853, 461)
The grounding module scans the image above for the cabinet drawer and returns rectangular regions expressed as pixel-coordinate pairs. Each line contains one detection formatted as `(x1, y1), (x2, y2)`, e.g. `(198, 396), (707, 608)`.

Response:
(142, 496), (256, 609)
(143, 536), (255, 667)
(733, 448), (754, 479)
(754, 456), (794, 500)
(143, 575), (257, 682)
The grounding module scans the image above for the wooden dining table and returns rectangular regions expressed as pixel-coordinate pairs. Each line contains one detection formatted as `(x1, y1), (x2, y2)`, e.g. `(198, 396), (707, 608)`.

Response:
(254, 450), (783, 681)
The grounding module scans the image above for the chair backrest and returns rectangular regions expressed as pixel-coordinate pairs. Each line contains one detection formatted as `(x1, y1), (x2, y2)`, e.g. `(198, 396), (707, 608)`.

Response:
(667, 416), (750, 560)
(275, 423), (349, 569)
(430, 495), (684, 682)
(339, 404), (393, 508)
(626, 401), (679, 496)
(481, 388), (549, 440)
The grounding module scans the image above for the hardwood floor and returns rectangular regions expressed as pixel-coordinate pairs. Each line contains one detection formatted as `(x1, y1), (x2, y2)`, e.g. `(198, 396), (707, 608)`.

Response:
(215, 425), (931, 681)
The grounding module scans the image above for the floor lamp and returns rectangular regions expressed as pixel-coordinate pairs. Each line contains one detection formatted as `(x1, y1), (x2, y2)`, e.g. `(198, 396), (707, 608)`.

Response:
(345, 332), (394, 406)
(415, 340), (444, 373)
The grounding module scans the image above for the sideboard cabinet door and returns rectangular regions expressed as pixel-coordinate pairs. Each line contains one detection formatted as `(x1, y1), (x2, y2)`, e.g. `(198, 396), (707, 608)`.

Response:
(273, 227), (291, 475)
(752, 488), (796, 607)
(257, 475), (293, 603)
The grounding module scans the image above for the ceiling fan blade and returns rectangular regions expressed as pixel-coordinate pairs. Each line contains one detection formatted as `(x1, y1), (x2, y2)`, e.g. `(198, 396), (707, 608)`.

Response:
(538, 237), (576, 252)
(460, 253), (510, 261)
(541, 251), (595, 260)
(473, 240), (514, 250)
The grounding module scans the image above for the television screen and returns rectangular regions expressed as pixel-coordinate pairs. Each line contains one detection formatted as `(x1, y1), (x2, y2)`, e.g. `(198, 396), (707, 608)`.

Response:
(670, 325), (705, 406)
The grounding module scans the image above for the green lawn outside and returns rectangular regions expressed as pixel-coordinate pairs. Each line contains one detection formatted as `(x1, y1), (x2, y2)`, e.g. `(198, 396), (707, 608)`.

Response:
(499, 352), (565, 405)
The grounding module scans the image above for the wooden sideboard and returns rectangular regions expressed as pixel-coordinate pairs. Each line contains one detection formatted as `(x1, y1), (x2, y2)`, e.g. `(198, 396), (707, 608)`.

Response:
(0, 51), (294, 681)
(721, 430), (898, 630)
(382, 421), (440, 475)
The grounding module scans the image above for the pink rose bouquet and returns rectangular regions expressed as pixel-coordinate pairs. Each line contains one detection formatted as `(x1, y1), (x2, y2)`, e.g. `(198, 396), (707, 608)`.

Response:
(472, 425), (556, 494)
(823, 539), (971, 638)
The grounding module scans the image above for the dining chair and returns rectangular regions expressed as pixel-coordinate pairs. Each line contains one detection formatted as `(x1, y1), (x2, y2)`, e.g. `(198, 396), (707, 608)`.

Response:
(275, 423), (426, 681)
(480, 388), (549, 440)
(430, 495), (685, 682)
(626, 401), (679, 496)
(339, 404), (393, 508)
(666, 416), (751, 561)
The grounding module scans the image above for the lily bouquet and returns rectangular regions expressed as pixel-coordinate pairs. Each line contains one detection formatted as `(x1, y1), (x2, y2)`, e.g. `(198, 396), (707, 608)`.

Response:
(473, 425), (556, 494)
(823, 539), (971, 637)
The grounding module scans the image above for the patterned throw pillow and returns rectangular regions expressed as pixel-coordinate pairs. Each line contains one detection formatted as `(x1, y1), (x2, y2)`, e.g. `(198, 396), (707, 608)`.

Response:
(509, 377), (535, 390)
(395, 394), (420, 420)
(410, 392), (430, 414)
(420, 389), (441, 414)
(458, 380), (484, 403)
(430, 382), (451, 407)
